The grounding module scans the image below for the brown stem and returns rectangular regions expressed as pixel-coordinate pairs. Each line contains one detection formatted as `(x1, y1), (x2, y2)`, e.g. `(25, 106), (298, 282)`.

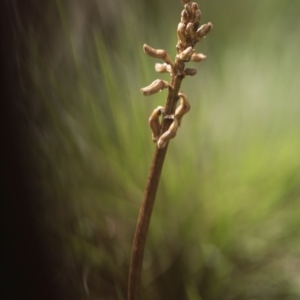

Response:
(127, 75), (183, 300)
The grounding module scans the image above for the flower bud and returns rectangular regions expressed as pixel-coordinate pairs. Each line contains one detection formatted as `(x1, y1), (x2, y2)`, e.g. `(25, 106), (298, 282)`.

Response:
(179, 46), (195, 61)
(143, 44), (173, 66)
(149, 106), (164, 142)
(196, 22), (213, 39)
(191, 53), (206, 62)
(181, 9), (189, 24)
(184, 68), (197, 76)
(191, 3), (199, 14)
(177, 22), (187, 43)
(157, 118), (179, 149)
(140, 79), (169, 96)
(184, 4), (191, 14)
(186, 22), (195, 38)
(193, 9), (201, 23)
(155, 63), (172, 74)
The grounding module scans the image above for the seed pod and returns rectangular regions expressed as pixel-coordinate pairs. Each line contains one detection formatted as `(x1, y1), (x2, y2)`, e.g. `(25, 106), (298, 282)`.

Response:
(149, 106), (164, 142)
(143, 44), (173, 66)
(140, 79), (169, 96)
(155, 63), (172, 74)
(175, 92), (190, 126)
(157, 118), (179, 149)
(184, 68), (197, 76)
(191, 53), (206, 62)
(179, 46), (195, 61)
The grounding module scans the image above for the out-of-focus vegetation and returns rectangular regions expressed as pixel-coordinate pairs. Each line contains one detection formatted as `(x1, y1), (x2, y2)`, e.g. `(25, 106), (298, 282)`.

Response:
(14, 0), (300, 299)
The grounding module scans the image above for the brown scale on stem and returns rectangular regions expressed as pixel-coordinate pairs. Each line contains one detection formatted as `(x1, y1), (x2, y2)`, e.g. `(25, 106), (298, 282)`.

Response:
(128, 1), (213, 299)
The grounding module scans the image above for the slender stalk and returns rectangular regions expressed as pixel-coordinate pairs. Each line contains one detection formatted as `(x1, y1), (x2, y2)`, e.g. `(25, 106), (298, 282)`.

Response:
(127, 1), (212, 299)
(128, 76), (183, 300)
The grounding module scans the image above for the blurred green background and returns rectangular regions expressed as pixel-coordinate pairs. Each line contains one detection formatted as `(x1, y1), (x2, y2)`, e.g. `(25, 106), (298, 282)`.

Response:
(13, 0), (300, 299)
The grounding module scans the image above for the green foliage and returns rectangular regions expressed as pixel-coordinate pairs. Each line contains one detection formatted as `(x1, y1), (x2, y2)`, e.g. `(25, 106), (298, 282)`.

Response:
(23, 0), (300, 298)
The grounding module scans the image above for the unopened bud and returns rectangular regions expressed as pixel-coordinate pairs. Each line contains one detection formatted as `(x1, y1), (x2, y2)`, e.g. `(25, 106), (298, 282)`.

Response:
(196, 22), (213, 39)
(157, 118), (179, 149)
(143, 44), (173, 66)
(184, 4), (191, 14)
(193, 9), (201, 23)
(181, 9), (189, 24)
(191, 3), (199, 13)
(179, 46), (195, 61)
(186, 22), (195, 38)
(177, 22), (187, 43)
(191, 53), (206, 62)
(149, 106), (164, 142)
(184, 68), (197, 76)
(155, 63), (172, 74)
(140, 79), (170, 96)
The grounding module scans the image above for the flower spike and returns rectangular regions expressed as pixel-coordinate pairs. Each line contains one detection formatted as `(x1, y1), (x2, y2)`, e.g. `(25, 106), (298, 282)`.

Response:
(129, 2), (214, 299)
(140, 0), (213, 146)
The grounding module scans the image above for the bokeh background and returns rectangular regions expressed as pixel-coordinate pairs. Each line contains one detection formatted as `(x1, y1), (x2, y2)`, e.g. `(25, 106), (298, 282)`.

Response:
(5, 0), (300, 299)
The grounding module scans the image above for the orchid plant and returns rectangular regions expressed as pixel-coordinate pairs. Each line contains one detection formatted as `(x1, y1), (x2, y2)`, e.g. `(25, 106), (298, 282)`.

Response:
(128, 1), (213, 299)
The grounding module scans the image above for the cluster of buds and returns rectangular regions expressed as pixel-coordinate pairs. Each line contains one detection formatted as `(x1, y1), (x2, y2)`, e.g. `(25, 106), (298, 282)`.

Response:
(177, 0), (213, 52)
(140, 0), (212, 149)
